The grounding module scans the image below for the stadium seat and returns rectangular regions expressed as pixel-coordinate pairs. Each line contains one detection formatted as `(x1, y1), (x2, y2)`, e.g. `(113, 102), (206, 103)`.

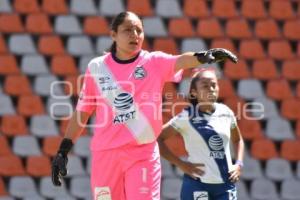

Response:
(70, 176), (92, 199)
(99, 0), (125, 17)
(0, 14), (24, 33)
(34, 74), (64, 96)
(282, 59), (300, 81)
(46, 97), (73, 118)
(153, 38), (178, 54)
(0, 155), (25, 176)
(42, 136), (63, 156)
(0, 54), (20, 75)
(265, 158), (293, 181)
(0, 94), (15, 115)
(30, 115), (59, 137)
(217, 78), (235, 99)
(96, 36), (112, 54)
(238, 118), (263, 141)
(237, 79), (264, 100)
(183, 0), (209, 18)
(21, 55), (49, 75)
(64, 75), (81, 96)
(79, 55), (96, 73)
(210, 38), (237, 55)
(250, 178), (279, 200)
(1, 115), (28, 136)
(226, 18), (252, 39)
(9, 34), (36, 54)
(265, 117), (294, 141)
(252, 59), (278, 80)
(161, 177), (182, 199)
(0, 177), (7, 196)
(26, 13), (53, 34)
(178, 78), (191, 97)
(212, 0), (238, 19)
(40, 177), (70, 199)
(4, 75), (32, 96)
(236, 181), (250, 200)
(26, 156), (51, 177)
(70, 0), (97, 16)
(241, 0), (267, 19)
(73, 136), (91, 157)
(181, 38), (207, 53)
(14, 0), (39, 14)
(0, 136), (12, 156)
(266, 79), (293, 101)
(239, 39), (266, 59)
(252, 97), (279, 120)
(127, 0), (153, 16)
(83, 16), (110, 36)
(66, 155), (86, 176)
(223, 96), (245, 116)
(251, 139), (278, 160)
(224, 59), (250, 80)
(156, 0), (182, 17)
(0, 0), (12, 13)
(280, 140), (300, 161)
(67, 36), (94, 56)
(42, 0), (68, 15)
(283, 19), (300, 40)
(297, 161), (300, 179)
(255, 18), (281, 40)
(296, 120), (300, 139)
(281, 178), (300, 200)
(240, 157), (263, 180)
(142, 17), (167, 37)
(0, 196), (15, 200)
(197, 18), (224, 38)
(281, 98), (300, 120)
(54, 15), (82, 35)
(38, 35), (65, 55)
(269, 0), (295, 20)
(17, 95), (45, 117)
(51, 55), (78, 76)
(168, 18), (195, 38)
(9, 176), (39, 198)
(12, 135), (41, 157)
(268, 40), (294, 60)
(0, 35), (7, 53)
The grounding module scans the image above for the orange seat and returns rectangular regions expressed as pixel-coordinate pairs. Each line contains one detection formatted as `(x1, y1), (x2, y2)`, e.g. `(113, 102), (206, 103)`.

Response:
(183, 0), (209, 18)
(168, 18), (195, 38)
(0, 136), (12, 156)
(269, 0), (295, 20)
(43, 136), (63, 156)
(223, 96), (245, 116)
(17, 95), (45, 117)
(64, 75), (81, 96)
(51, 55), (78, 76)
(266, 79), (293, 101)
(0, 35), (7, 53)
(238, 118), (264, 141)
(0, 155), (25, 176)
(280, 140), (300, 161)
(252, 59), (278, 80)
(197, 18), (224, 38)
(268, 40), (294, 60)
(153, 38), (178, 54)
(296, 81), (300, 98)
(210, 38), (237, 55)
(284, 19), (300, 40)
(38, 35), (65, 55)
(142, 37), (151, 51)
(165, 134), (188, 157)
(1, 115), (28, 137)
(14, 0), (40, 14)
(296, 120), (300, 139)
(212, 0), (238, 19)
(282, 60), (300, 81)
(42, 0), (68, 15)
(241, 0), (267, 19)
(127, 0), (153, 16)
(0, 177), (7, 196)
(239, 39), (266, 59)
(163, 95), (189, 118)
(218, 78), (235, 99)
(224, 59), (250, 80)
(26, 13), (53, 34)
(251, 139), (278, 160)
(0, 14), (24, 33)
(163, 82), (177, 97)
(26, 156), (51, 176)
(226, 18), (252, 39)
(255, 18), (281, 40)
(4, 75), (32, 96)
(281, 98), (300, 120)
(0, 54), (20, 75)
(83, 16), (109, 36)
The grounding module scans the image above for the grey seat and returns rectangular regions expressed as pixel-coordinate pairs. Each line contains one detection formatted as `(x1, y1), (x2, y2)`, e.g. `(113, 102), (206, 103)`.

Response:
(99, 0), (125, 16)
(96, 36), (112, 55)
(40, 177), (70, 199)
(241, 157), (263, 180)
(296, 161), (300, 179)
(178, 78), (191, 97)
(250, 178), (279, 200)
(21, 55), (49, 75)
(74, 136), (91, 157)
(47, 97), (73, 119)
(9, 176), (39, 198)
(237, 79), (264, 100)
(34, 75), (64, 96)
(252, 96), (279, 119)
(0, 94), (15, 115)
(265, 117), (294, 141)
(161, 177), (182, 199)
(54, 15), (82, 35)
(265, 158), (293, 181)
(236, 180), (250, 200)
(24, 197), (46, 200)
(181, 38), (207, 53)
(70, 176), (92, 199)
(12, 136), (41, 157)
(161, 157), (174, 178)
(0, 0), (12, 12)
(66, 155), (86, 176)
(30, 115), (59, 137)
(281, 178), (300, 200)
(79, 55), (97, 73)
(156, 0), (182, 17)
(67, 36), (94, 56)
(143, 17), (167, 37)
(9, 34), (36, 54)
(0, 197), (15, 200)
(70, 0), (97, 16)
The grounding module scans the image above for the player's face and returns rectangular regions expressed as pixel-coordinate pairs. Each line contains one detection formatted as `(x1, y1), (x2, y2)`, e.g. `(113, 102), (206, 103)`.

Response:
(192, 71), (219, 104)
(111, 13), (144, 59)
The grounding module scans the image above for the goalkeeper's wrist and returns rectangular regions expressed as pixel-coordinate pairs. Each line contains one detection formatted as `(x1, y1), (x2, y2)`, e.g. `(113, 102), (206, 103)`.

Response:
(57, 138), (73, 157)
(193, 51), (207, 64)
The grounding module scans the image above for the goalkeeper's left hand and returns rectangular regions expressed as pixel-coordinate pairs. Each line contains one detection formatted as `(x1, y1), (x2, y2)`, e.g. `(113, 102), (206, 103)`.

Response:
(195, 48), (238, 64)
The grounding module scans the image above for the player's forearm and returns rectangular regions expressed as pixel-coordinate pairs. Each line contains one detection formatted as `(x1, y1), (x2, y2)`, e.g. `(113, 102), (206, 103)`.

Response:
(158, 139), (185, 167)
(233, 138), (244, 162)
(175, 52), (201, 71)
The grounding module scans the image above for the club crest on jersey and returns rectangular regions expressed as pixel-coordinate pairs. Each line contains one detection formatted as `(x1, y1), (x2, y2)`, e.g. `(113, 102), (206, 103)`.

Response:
(113, 92), (136, 124)
(134, 66), (147, 79)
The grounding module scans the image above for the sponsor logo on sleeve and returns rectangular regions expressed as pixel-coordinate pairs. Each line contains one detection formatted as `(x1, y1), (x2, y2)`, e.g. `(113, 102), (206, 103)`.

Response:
(95, 187), (112, 200)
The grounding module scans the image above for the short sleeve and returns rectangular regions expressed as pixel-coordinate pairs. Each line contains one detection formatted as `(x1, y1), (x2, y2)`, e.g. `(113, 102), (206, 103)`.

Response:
(151, 51), (183, 82)
(228, 108), (237, 129)
(76, 68), (96, 114)
(167, 110), (188, 134)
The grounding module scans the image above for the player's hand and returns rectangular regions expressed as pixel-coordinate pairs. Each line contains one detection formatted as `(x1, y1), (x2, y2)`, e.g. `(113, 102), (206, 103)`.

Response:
(178, 161), (205, 179)
(195, 48), (238, 64)
(228, 164), (242, 183)
(51, 153), (68, 186)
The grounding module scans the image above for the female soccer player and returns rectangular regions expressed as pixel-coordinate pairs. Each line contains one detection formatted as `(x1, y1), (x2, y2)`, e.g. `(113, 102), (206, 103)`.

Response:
(158, 69), (244, 200)
(51, 11), (238, 200)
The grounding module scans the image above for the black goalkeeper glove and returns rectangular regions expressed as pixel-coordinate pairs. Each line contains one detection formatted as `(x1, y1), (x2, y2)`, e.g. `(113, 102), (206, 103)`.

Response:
(194, 48), (238, 64)
(51, 138), (73, 186)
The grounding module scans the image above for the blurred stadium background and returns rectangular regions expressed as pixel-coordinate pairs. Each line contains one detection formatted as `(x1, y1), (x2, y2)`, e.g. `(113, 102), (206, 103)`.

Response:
(0, 0), (300, 199)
